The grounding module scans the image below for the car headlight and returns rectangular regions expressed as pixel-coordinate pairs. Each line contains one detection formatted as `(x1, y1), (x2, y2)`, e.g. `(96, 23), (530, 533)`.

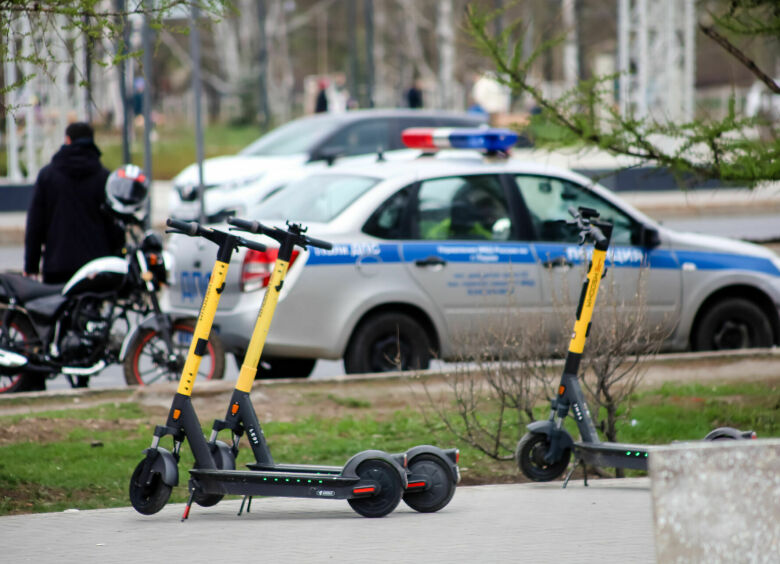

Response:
(220, 173), (266, 191)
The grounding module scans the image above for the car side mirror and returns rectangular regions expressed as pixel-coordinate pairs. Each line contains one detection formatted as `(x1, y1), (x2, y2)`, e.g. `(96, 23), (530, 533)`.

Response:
(310, 146), (344, 166)
(639, 225), (660, 248)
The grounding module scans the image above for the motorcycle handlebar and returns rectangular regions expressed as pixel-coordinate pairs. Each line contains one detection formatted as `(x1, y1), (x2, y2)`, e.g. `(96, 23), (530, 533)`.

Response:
(227, 217), (333, 251)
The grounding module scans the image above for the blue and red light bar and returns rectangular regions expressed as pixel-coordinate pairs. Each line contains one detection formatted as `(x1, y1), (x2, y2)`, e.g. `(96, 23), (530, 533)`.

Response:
(401, 127), (518, 152)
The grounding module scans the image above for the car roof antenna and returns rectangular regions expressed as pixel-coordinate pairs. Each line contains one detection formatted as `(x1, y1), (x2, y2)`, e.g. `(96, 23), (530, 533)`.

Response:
(376, 145), (386, 162)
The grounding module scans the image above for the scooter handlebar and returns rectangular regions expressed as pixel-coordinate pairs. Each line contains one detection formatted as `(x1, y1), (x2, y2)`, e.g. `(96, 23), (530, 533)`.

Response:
(166, 217), (267, 252)
(227, 217), (333, 251)
(227, 217), (265, 235)
(568, 207), (609, 249)
(165, 218), (201, 237)
(303, 235), (332, 251)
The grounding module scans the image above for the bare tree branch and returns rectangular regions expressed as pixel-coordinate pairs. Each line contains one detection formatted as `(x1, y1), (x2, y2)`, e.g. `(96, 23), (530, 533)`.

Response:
(699, 24), (780, 94)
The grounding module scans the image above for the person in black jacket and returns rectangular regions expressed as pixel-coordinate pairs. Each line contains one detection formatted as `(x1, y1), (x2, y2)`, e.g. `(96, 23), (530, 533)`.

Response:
(24, 122), (125, 284)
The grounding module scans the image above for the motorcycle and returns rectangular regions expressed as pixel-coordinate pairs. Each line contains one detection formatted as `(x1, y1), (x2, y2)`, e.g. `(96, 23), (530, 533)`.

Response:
(0, 217), (225, 393)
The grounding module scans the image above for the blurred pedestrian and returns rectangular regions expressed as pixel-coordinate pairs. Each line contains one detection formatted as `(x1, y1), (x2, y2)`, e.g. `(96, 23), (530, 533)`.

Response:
(24, 122), (125, 285)
(315, 78), (329, 113)
(406, 77), (424, 109)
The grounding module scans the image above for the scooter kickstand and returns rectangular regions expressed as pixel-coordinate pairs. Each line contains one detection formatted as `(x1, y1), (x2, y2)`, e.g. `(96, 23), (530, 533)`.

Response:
(182, 491), (195, 521)
(238, 495), (253, 516)
(562, 456), (585, 489)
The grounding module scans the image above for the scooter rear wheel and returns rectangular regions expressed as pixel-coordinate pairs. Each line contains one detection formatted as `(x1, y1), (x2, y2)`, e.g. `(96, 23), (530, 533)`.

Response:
(190, 442), (235, 507)
(347, 459), (403, 518)
(516, 432), (571, 482)
(403, 454), (456, 513)
(129, 459), (172, 515)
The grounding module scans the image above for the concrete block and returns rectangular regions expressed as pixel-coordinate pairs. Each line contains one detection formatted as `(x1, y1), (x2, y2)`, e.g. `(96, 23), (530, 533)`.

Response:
(649, 439), (780, 563)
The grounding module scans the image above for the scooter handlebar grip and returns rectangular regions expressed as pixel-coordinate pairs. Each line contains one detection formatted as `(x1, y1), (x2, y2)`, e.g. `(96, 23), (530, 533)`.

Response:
(304, 236), (333, 251)
(227, 217), (261, 233)
(590, 226), (608, 249)
(166, 218), (200, 236)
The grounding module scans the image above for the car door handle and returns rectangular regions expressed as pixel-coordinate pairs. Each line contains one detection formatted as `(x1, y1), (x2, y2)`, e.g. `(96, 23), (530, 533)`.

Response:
(415, 256), (447, 268)
(542, 257), (573, 269)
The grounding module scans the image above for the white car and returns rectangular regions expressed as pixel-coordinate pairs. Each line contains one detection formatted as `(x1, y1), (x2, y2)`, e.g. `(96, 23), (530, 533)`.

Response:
(164, 128), (780, 377)
(169, 109), (487, 222)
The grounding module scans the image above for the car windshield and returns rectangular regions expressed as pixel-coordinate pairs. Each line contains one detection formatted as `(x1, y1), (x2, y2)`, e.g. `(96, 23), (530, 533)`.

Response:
(239, 115), (342, 156)
(251, 173), (380, 223)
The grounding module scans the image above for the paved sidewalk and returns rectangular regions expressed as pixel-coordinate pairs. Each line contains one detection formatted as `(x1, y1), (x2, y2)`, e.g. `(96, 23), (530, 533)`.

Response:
(0, 478), (654, 563)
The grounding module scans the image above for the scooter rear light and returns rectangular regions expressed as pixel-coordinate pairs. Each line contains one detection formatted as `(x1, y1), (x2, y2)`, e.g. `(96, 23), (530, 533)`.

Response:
(241, 248), (299, 292)
(353, 486), (376, 495)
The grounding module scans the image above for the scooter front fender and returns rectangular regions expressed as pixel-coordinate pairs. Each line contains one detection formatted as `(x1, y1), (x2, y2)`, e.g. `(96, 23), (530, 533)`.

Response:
(142, 447), (179, 487)
(526, 420), (574, 462)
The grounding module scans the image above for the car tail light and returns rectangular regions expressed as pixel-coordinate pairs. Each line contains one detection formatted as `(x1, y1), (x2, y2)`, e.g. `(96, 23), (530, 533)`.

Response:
(240, 248), (299, 292)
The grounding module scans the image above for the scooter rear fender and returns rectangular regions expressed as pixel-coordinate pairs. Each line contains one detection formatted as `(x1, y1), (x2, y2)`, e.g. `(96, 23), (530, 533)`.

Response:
(142, 447), (179, 487)
(342, 449), (408, 488)
(704, 426), (756, 441)
(403, 445), (460, 483)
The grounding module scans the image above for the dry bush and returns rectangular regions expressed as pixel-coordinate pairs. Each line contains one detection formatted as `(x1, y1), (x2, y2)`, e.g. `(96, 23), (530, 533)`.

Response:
(417, 264), (667, 463)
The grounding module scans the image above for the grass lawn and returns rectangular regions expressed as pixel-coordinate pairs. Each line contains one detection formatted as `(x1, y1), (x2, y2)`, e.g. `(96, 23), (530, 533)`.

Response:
(0, 379), (776, 515)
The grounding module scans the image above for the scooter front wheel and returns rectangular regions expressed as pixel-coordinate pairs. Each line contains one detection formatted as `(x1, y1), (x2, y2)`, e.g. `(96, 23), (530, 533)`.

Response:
(516, 432), (571, 482)
(347, 460), (403, 518)
(129, 459), (173, 515)
(403, 454), (456, 513)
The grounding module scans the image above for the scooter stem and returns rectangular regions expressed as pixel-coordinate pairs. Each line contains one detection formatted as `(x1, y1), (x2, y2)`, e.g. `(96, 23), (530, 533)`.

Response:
(176, 258), (229, 396)
(235, 258), (289, 393)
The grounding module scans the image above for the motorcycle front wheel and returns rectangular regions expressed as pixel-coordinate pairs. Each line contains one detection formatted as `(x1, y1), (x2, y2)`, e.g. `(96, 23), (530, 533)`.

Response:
(123, 318), (225, 386)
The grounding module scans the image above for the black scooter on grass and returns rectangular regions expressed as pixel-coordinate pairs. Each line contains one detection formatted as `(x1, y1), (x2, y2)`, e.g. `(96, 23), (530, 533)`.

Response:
(130, 218), (458, 519)
(515, 207), (755, 487)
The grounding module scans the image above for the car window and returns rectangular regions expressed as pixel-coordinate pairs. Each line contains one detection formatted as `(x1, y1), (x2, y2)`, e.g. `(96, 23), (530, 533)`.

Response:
(414, 175), (512, 241)
(239, 115), (341, 156)
(363, 188), (410, 239)
(514, 175), (638, 245)
(251, 174), (380, 223)
(326, 119), (390, 156)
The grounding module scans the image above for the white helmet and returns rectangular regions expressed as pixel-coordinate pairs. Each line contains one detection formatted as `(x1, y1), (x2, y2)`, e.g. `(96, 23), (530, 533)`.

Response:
(106, 164), (149, 218)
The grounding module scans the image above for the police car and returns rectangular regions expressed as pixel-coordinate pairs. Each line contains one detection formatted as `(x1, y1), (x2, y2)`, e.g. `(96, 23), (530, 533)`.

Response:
(164, 128), (780, 377)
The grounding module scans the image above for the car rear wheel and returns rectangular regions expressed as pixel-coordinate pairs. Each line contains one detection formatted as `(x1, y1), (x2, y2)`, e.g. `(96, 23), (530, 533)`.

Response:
(693, 298), (773, 351)
(344, 311), (432, 374)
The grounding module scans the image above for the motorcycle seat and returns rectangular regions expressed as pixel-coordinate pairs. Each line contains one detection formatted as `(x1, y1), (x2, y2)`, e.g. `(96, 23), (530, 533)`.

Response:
(0, 273), (65, 304)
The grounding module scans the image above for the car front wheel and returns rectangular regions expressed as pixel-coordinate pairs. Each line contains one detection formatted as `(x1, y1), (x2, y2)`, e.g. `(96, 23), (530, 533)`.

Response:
(344, 311), (432, 374)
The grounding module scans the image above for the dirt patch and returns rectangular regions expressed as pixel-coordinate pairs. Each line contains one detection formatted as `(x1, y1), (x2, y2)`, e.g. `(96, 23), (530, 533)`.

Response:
(0, 417), (142, 446)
